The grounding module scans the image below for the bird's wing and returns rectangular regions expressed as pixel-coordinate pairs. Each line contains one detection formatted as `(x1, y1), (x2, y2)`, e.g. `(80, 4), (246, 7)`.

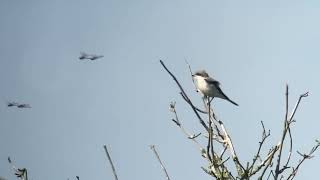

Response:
(205, 77), (239, 106)
(205, 77), (229, 98)
(18, 104), (31, 108)
(204, 77), (220, 86)
(91, 55), (103, 60)
(7, 102), (18, 106)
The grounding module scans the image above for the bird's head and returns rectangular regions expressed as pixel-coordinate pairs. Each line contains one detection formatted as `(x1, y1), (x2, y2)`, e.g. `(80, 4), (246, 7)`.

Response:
(192, 70), (209, 78)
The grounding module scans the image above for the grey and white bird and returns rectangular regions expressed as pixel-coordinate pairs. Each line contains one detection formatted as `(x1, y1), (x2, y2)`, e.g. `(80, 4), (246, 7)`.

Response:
(192, 70), (238, 106)
(79, 52), (104, 61)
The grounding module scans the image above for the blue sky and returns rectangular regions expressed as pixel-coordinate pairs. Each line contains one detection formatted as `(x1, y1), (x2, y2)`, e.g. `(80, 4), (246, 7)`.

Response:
(0, 0), (319, 179)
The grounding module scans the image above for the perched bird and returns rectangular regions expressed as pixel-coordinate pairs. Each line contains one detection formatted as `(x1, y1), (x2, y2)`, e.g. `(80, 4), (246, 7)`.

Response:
(192, 70), (238, 106)
(79, 52), (104, 61)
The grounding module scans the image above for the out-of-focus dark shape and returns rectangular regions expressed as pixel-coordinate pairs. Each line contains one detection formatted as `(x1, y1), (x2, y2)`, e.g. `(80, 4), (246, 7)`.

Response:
(7, 157), (28, 180)
(15, 168), (27, 178)
(17, 104), (31, 108)
(7, 102), (31, 108)
(79, 52), (104, 61)
(7, 102), (19, 107)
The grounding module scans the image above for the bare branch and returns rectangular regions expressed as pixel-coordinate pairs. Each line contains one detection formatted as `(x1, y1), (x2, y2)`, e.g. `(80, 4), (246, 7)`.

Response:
(150, 145), (171, 180)
(275, 85), (289, 179)
(161, 61), (316, 180)
(249, 121), (271, 173)
(288, 92), (309, 122)
(180, 92), (207, 114)
(169, 102), (203, 150)
(253, 145), (280, 178)
(279, 126), (293, 173)
(160, 60), (208, 130)
(275, 86), (309, 179)
(103, 145), (119, 180)
(184, 58), (197, 92)
(7, 157), (28, 180)
(286, 140), (320, 180)
(217, 119), (245, 176)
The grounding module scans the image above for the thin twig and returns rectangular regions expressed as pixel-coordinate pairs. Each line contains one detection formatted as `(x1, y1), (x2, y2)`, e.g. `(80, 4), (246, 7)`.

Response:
(150, 145), (171, 180)
(160, 60), (208, 130)
(275, 86), (308, 179)
(170, 102), (203, 150)
(103, 145), (119, 180)
(217, 118), (245, 176)
(267, 170), (274, 180)
(275, 85), (289, 179)
(279, 126), (293, 173)
(220, 146), (228, 160)
(184, 58), (197, 92)
(206, 98), (213, 162)
(249, 121), (271, 173)
(256, 145), (280, 179)
(286, 141), (320, 180)
(180, 92), (207, 114)
(8, 157), (28, 180)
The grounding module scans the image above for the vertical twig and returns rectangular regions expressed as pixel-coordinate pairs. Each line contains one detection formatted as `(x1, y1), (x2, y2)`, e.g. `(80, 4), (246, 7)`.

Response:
(103, 145), (119, 180)
(275, 85), (290, 179)
(218, 119), (245, 175)
(184, 58), (197, 92)
(275, 86), (309, 179)
(150, 145), (171, 180)
(249, 121), (271, 174)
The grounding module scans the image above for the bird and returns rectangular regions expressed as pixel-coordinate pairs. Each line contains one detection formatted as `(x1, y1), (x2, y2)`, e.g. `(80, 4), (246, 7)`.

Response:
(79, 52), (104, 61)
(192, 70), (238, 106)
(17, 104), (31, 108)
(7, 102), (19, 107)
(7, 102), (31, 108)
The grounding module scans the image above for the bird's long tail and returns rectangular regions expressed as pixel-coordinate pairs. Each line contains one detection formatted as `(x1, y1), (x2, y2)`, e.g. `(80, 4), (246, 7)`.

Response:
(227, 98), (239, 106)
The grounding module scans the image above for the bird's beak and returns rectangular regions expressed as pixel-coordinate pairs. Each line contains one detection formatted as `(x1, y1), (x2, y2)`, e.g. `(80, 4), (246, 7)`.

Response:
(192, 74), (195, 77)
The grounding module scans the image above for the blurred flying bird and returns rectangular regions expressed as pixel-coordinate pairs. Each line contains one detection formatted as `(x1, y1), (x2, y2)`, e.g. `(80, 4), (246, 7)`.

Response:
(79, 52), (104, 61)
(192, 70), (238, 106)
(7, 102), (31, 108)
(7, 102), (19, 107)
(17, 104), (31, 108)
